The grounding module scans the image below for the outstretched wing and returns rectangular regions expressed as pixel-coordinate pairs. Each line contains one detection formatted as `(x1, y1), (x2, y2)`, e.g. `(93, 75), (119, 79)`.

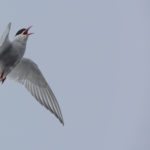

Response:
(8, 58), (64, 125)
(0, 23), (11, 51)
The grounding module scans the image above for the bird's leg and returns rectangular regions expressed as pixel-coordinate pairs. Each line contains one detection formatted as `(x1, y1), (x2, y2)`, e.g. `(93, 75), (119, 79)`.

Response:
(2, 77), (6, 84)
(0, 70), (6, 84)
(0, 71), (4, 79)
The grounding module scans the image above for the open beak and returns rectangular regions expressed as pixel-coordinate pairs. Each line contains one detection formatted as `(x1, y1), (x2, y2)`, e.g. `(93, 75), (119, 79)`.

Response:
(24, 26), (34, 36)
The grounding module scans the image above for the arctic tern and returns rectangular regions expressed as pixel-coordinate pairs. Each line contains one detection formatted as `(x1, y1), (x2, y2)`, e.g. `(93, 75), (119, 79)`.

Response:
(0, 23), (64, 125)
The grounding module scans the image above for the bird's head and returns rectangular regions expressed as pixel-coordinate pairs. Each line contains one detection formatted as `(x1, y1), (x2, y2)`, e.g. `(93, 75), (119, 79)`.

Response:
(14, 26), (33, 43)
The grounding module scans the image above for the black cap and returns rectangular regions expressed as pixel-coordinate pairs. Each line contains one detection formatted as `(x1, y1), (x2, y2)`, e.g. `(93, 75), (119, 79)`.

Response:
(15, 28), (26, 36)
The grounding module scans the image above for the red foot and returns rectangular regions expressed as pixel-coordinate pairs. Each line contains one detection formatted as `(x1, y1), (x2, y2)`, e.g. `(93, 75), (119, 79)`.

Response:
(0, 71), (4, 79)
(2, 77), (6, 84)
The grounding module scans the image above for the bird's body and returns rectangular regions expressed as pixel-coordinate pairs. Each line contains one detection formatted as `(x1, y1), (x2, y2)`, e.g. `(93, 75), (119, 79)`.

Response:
(0, 23), (27, 81)
(0, 23), (64, 125)
(0, 40), (25, 79)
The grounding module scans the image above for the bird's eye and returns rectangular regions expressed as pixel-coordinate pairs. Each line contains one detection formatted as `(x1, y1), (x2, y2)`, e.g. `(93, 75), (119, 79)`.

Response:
(23, 30), (28, 35)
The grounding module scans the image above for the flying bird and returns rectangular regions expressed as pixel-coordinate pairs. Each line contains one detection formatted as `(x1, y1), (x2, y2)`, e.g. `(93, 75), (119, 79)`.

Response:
(0, 23), (64, 125)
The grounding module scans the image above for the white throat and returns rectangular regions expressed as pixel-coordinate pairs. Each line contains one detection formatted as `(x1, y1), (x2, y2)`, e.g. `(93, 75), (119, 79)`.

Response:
(13, 34), (28, 45)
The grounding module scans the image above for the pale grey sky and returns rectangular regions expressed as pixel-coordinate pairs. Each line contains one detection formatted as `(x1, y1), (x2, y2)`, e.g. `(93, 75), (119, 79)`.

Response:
(0, 0), (150, 150)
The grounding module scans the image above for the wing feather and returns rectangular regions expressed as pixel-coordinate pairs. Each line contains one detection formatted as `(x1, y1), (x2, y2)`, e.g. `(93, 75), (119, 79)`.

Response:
(8, 58), (64, 125)
(0, 23), (11, 51)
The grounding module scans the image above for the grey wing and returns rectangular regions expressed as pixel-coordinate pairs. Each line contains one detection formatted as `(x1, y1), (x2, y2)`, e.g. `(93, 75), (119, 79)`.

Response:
(8, 58), (64, 125)
(0, 23), (11, 50)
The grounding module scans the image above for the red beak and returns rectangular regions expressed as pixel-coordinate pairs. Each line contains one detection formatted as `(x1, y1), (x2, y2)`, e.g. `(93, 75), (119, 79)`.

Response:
(24, 26), (34, 36)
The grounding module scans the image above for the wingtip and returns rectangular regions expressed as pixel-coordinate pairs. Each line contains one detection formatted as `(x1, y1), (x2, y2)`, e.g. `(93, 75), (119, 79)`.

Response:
(8, 22), (11, 26)
(60, 119), (64, 126)
(8, 22), (11, 29)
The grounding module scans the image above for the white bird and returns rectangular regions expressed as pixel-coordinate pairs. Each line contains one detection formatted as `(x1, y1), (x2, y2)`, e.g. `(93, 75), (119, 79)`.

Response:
(0, 23), (64, 125)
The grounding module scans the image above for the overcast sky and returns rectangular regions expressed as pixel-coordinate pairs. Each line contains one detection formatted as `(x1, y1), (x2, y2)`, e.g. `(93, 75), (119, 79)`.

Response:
(0, 0), (150, 150)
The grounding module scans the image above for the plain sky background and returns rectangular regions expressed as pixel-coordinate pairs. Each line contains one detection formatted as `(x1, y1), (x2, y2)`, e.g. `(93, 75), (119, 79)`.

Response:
(0, 0), (149, 149)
